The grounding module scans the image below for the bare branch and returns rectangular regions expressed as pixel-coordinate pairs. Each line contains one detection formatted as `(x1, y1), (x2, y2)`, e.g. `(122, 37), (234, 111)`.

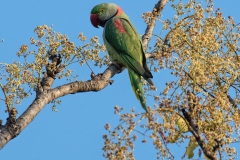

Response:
(142, 0), (169, 50)
(145, 52), (157, 59)
(0, 84), (10, 113)
(0, 0), (169, 151)
(227, 95), (239, 109)
(182, 109), (218, 160)
(0, 64), (119, 149)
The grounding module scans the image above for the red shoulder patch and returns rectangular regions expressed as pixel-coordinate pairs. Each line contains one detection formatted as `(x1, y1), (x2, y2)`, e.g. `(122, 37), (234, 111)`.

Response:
(116, 6), (124, 16)
(114, 19), (126, 33)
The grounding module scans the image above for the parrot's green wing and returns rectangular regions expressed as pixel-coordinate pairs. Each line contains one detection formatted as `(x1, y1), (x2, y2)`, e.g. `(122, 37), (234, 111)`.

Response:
(104, 17), (153, 80)
(90, 3), (154, 111)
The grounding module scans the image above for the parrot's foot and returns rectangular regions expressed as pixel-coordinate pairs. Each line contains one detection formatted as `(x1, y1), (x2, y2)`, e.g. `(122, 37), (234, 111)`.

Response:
(111, 61), (125, 73)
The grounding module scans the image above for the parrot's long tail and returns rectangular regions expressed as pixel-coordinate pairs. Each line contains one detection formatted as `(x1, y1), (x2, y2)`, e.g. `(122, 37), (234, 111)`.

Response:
(128, 69), (147, 111)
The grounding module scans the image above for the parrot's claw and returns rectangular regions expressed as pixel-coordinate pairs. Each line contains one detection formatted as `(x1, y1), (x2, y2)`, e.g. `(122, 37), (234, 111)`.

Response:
(111, 61), (125, 73)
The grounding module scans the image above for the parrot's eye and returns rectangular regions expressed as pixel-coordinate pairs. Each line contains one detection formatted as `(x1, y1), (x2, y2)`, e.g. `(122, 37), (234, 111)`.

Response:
(100, 8), (104, 12)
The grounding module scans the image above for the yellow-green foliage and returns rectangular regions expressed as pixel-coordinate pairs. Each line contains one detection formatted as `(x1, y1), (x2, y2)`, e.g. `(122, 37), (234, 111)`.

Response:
(0, 0), (239, 159)
(103, 0), (240, 159)
(1, 25), (109, 111)
(175, 115), (188, 133)
(185, 137), (198, 159)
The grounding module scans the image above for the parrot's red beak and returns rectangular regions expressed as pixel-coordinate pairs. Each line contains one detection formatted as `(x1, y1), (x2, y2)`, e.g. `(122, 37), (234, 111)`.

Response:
(90, 14), (99, 28)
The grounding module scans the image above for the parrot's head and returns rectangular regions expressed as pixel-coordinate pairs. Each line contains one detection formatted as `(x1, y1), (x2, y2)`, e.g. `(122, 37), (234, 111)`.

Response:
(90, 3), (122, 28)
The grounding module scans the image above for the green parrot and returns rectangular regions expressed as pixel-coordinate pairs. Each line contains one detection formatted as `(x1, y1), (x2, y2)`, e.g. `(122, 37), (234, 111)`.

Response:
(90, 3), (153, 111)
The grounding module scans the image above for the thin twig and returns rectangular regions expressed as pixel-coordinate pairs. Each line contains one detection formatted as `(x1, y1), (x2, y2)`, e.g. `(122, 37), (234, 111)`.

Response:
(0, 84), (10, 113)
(159, 128), (175, 159)
(183, 70), (215, 98)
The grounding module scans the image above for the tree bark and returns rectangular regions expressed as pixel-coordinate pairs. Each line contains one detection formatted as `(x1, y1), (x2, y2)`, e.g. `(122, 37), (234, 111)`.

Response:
(0, 0), (168, 150)
(182, 109), (218, 160)
(142, 0), (168, 49)
(0, 65), (118, 149)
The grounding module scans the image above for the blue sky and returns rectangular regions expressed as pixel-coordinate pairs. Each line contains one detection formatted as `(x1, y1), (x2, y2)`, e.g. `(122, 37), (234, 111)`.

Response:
(0, 1), (240, 160)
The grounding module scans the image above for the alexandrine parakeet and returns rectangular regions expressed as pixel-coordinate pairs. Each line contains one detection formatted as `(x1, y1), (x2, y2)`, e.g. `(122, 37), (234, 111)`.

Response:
(90, 3), (154, 111)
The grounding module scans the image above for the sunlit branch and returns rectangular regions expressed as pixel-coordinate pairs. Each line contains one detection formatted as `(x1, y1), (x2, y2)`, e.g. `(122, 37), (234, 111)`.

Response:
(142, 0), (169, 50)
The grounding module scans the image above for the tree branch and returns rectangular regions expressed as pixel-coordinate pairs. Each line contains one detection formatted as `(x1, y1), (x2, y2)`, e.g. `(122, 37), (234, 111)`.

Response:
(0, 64), (118, 149)
(0, 1), (168, 149)
(182, 109), (218, 160)
(145, 52), (157, 59)
(227, 95), (239, 110)
(142, 0), (168, 50)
